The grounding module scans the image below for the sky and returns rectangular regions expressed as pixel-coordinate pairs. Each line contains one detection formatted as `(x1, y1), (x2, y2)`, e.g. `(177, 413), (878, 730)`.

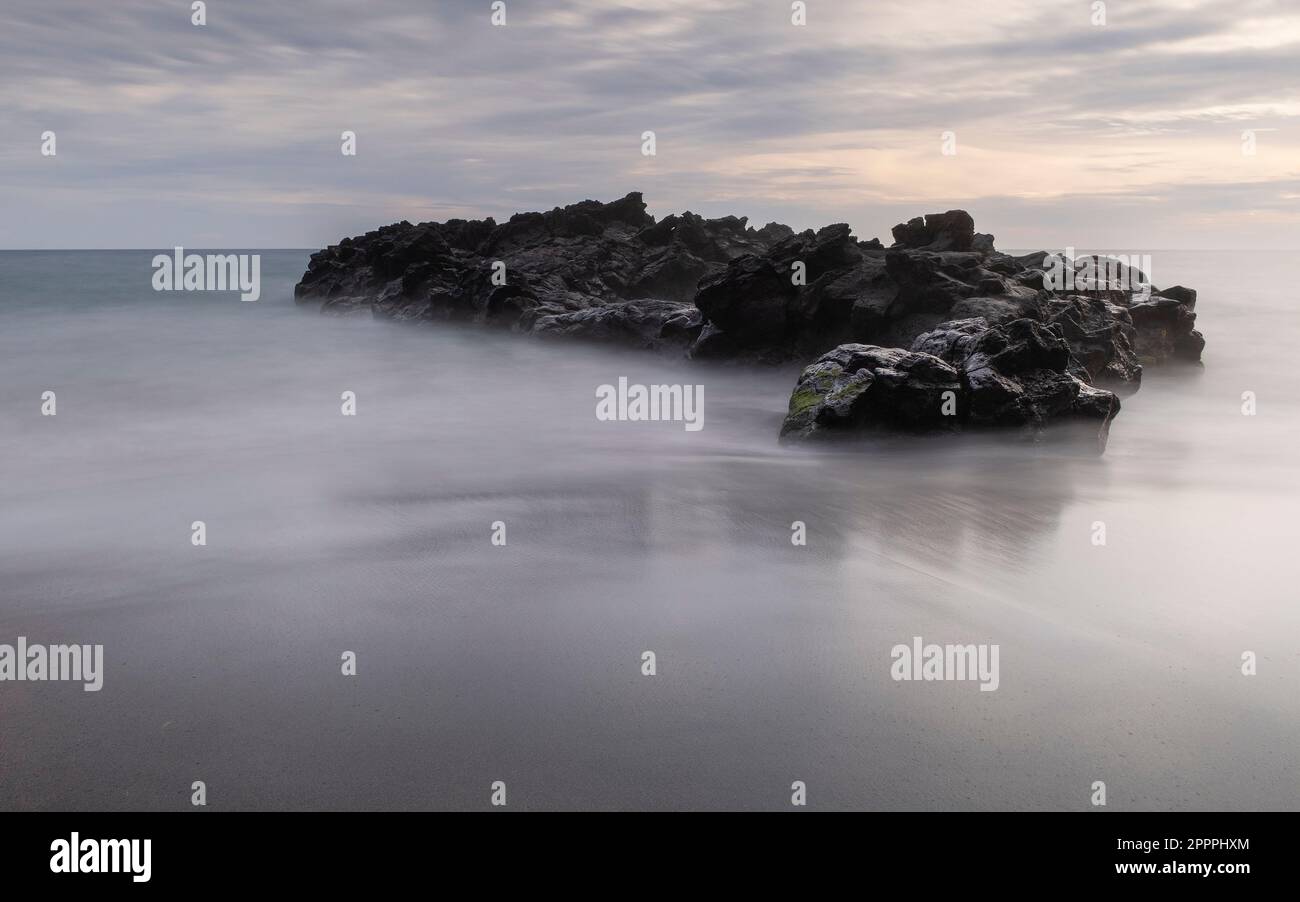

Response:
(1, 0), (1297, 249)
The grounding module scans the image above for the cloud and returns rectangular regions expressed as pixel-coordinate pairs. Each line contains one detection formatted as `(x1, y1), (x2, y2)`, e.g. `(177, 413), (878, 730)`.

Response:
(1, 0), (1297, 248)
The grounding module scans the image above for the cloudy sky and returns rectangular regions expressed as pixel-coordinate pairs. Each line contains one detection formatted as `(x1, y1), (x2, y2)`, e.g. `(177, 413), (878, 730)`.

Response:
(2, 0), (1297, 249)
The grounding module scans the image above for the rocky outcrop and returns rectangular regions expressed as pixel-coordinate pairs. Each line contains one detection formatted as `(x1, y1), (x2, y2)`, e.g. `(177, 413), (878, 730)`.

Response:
(296, 193), (1206, 451)
(779, 345), (962, 440)
(782, 318), (1121, 451)
(295, 192), (787, 354)
(890, 210), (976, 252)
(1130, 289), (1206, 363)
(1041, 295), (1142, 391)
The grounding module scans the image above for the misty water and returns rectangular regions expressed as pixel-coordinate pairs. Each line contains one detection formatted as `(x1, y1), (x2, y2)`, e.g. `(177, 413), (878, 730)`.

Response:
(1, 249), (1297, 810)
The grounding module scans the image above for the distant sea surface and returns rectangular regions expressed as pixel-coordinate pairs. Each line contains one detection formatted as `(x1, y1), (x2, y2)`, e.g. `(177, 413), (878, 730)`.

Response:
(1, 249), (1297, 810)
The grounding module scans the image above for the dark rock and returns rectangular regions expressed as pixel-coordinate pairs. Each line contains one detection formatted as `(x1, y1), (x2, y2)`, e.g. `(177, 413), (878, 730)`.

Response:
(297, 192), (784, 340)
(692, 253), (797, 347)
(784, 318), (1121, 450)
(1129, 296), (1204, 363)
(948, 289), (1041, 326)
(693, 223), (864, 354)
(688, 322), (738, 360)
(533, 299), (703, 350)
(889, 211), (976, 251)
(951, 318), (1122, 450)
(779, 345), (962, 440)
(1013, 250), (1051, 269)
(1012, 268), (1046, 291)
(885, 250), (981, 314)
(1155, 284), (1197, 309)
(1073, 254), (1151, 290)
(298, 194), (1203, 451)
(908, 317), (989, 365)
(1042, 295), (1142, 391)
(846, 256), (904, 344)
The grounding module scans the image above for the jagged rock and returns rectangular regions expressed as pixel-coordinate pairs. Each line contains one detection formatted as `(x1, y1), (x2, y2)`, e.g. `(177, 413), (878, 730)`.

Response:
(783, 318), (1121, 450)
(1155, 285), (1196, 308)
(532, 299), (703, 350)
(884, 250), (982, 314)
(890, 211), (976, 251)
(298, 194), (1203, 451)
(846, 254), (906, 344)
(1067, 254), (1152, 290)
(958, 319), (1119, 443)
(297, 193), (1205, 371)
(688, 322), (738, 359)
(692, 250), (797, 347)
(693, 223), (864, 353)
(1042, 295), (1142, 391)
(948, 291), (1041, 327)
(1129, 296), (1205, 363)
(297, 192), (783, 341)
(909, 317), (990, 365)
(779, 345), (962, 440)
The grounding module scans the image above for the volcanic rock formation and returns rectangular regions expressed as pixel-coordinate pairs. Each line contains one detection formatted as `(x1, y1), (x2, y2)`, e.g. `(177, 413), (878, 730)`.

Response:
(296, 193), (1204, 451)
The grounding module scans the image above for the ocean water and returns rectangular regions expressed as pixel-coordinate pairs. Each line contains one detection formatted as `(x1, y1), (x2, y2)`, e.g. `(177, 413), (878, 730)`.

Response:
(1, 248), (1297, 811)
